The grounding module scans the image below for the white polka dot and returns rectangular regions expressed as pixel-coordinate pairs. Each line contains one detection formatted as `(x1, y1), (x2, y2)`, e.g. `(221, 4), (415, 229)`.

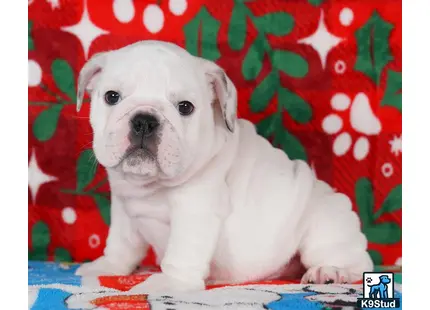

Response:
(381, 162), (394, 178)
(333, 132), (352, 156)
(62, 207), (77, 224)
(89, 234), (100, 248)
(353, 137), (370, 161)
(339, 8), (354, 26)
(113, 0), (135, 23)
(169, 0), (187, 16)
(28, 60), (42, 87)
(322, 114), (343, 134)
(334, 60), (346, 74)
(143, 4), (164, 34)
(331, 93), (351, 111)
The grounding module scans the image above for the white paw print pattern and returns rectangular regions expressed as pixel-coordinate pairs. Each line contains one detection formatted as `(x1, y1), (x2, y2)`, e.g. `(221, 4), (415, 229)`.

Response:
(322, 93), (382, 161)
(113, 0), (188, 33)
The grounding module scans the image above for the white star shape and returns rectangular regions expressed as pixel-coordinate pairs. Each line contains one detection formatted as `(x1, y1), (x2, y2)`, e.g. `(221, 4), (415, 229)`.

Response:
(389, 135), (402, 156)
(61, 0), (108, 59)
(28, 150), (57, 203)
(298, 11), (343, 69)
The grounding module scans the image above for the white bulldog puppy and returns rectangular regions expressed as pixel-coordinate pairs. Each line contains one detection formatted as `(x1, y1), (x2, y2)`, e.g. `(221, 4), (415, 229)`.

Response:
(75, 40), (372, 292)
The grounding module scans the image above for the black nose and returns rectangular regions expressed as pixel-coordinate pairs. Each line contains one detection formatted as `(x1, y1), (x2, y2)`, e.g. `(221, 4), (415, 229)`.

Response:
(130, 113), (160, 138)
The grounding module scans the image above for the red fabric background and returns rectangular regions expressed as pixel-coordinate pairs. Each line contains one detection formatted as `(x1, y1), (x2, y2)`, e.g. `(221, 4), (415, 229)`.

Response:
(28, 0), (401, 267)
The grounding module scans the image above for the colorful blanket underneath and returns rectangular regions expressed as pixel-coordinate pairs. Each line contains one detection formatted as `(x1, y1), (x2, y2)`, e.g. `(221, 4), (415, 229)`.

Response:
(29, 261), (402, 309)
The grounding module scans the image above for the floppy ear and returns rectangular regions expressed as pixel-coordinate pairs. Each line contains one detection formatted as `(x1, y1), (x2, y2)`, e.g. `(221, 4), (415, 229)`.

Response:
(76, 53), (107, 112)
(198, 58), (237, 132)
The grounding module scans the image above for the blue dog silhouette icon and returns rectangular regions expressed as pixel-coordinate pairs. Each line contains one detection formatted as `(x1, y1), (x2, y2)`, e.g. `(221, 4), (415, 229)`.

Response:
(368, 275), (391, 299)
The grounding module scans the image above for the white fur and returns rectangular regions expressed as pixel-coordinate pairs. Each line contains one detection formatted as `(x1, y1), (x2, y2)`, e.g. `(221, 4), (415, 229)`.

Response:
(75, 40), (372, 293)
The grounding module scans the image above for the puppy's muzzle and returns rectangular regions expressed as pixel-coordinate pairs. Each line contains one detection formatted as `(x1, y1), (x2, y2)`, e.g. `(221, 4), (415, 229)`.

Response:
(130, 113), (160, 140)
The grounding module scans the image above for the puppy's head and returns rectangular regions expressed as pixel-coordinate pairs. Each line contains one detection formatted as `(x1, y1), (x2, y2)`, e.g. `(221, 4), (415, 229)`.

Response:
(77, 41), (237, 181)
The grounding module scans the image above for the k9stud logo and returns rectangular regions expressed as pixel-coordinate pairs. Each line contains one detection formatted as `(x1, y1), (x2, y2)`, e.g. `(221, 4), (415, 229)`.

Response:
(357, 272), (400, 308)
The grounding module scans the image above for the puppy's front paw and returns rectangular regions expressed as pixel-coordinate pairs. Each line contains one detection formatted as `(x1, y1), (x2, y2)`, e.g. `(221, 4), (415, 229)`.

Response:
(75, 257), (133, 276)
(301, 266), (359, 284)
(130, 273), (205, 294)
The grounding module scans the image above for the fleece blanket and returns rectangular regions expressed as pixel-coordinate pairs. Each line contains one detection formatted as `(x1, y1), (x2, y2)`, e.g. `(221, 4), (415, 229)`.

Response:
(29, 262), (402, 309)
(29, 0), (401, 267)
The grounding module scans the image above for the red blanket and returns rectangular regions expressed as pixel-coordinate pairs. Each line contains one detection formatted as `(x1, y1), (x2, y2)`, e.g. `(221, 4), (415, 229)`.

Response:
(28, 0), (402, 267)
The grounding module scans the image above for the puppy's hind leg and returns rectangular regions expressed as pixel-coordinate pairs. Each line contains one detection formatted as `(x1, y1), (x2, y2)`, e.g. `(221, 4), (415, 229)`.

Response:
(299, 182), (373, 284)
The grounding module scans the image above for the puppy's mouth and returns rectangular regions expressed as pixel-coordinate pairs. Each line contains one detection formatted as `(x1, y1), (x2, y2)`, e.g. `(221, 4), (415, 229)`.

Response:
(123, 143), (157, 163)
(118, 144), (160, 179)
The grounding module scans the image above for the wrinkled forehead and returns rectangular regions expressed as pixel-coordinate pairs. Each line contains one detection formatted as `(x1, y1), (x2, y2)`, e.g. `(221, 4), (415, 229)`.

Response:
(100, 48), (203, 97)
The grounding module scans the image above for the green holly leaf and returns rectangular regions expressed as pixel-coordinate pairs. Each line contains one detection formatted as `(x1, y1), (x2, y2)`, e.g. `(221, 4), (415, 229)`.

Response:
(29, 21), (34, 51)
(93, 194), (111, 226)
(382, 184), (402, 213)
(30, 221), (50, 261)
(272, 49), (308, 78)
(308, 0), (324, 5)
(354, 11), (394, 84)
(355, 178), (374, 226)
(29, 102), (56, 106)
(277, 129), (307, 161)
(242, 37), (265, 81)
(381, 70), (402, 112)
(278, 87), (312, 123)
(374, 185), (402, 220)
(32, 104), (63, 142)
(368, 249), (383, 266)
(228, 3), (247, 51)
(184, 6), (221, 61)
(54, 247), (72, 262)
(249, 71), (279, 113)
(364, 222), (402, 244)
(76, 149), (97, 192)
(255, 12), (294, 36)
(51, 59), (77, 102)
(256, 113), (282, 138)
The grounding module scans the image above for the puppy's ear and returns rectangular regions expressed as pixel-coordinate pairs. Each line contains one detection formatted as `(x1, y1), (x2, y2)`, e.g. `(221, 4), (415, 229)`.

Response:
(198, 58), (237, 132)
(76, 52), (107, 112)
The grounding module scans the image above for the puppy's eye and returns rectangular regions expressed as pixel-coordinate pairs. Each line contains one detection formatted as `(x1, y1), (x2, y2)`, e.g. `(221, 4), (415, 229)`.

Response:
(177, 101), (194, 116)
(104, 91), (121, 105)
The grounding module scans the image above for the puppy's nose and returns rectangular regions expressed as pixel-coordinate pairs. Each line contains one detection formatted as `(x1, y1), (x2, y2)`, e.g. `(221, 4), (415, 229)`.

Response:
(130, 113), (160, 138)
